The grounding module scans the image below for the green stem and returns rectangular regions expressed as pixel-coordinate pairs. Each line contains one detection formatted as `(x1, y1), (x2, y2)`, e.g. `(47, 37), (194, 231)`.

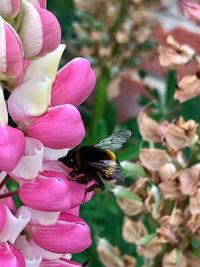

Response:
(188, 142), (200, 166)
(91, 68), (110, 127)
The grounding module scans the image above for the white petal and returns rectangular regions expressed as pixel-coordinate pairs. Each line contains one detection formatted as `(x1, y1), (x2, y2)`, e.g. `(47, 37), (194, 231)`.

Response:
(11, 137), (44, 180)
(24, 44), (66, 82)
(28, 207), (60, 225)
(8, 76), (52, 122)
(44, 147), (69, 160)
(15, 236), (42, 267)
(42, 161), (69, 175)
(0, 0), (12, 17)
(19, 1), (42, 58)
(0, 87), (8, 124)
(0, 171), (7, 183)
(0, 205), (31, 243)
(0, 17), (6, 73)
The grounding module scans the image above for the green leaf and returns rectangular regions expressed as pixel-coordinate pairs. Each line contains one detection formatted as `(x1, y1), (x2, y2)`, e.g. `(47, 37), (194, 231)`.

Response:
(112, 186), (142, 203)
(121, 161), (146, 178)
(140, 233), (157, 246)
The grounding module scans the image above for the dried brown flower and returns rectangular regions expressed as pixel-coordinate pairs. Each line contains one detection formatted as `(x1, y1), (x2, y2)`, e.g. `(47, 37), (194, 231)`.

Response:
(175, 74), (200, 103)
(137, 235), (166, 259)
(178, 164), (200, 196)
(122, 217), (147, 244)
(189, 188), (200, 215)
(137, 111), (161, 143)
(140, 148), (171, 171)
(158, 35), (195, 68)
(158, 163), (177, 182)
(162, 249), (187, 267)
(123, 255), (136, 267)
(97, 239), (124, 267)
(117, 197), (144, 216)
(159, 180), (183, 200)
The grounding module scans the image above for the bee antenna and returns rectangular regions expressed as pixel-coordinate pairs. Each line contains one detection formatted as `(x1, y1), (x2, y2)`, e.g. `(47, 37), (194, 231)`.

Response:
(82, 257), (90, 266)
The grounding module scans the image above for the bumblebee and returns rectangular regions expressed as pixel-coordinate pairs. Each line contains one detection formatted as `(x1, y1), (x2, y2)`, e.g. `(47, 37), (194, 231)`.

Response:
(59, 130), (131, 192)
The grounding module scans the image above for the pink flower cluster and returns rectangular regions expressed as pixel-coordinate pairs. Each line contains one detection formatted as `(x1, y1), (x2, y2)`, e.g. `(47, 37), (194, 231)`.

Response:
(0, 0), (96, 266)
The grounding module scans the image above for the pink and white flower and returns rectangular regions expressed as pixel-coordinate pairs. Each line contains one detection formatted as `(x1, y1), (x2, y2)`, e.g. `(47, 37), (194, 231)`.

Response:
(0, 0), (96, 266)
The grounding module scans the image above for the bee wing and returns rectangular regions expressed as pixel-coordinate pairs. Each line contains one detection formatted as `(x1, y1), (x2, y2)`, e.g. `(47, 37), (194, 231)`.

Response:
(89, 160), (124, 182)
(94, 130), (131, 151)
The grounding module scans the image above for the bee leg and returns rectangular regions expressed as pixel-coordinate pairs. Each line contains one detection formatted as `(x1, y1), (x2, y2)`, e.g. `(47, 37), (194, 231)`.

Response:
(69, 170), (89, 184)
(86, 175), (105, 193)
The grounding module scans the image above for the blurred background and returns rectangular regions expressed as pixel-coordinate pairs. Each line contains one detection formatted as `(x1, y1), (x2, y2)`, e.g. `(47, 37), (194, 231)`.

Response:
(47, 1), (200, 266)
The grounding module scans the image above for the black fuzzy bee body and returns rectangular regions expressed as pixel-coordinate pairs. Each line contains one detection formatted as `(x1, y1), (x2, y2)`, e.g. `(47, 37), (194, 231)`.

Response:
(59, 130), (131, 192)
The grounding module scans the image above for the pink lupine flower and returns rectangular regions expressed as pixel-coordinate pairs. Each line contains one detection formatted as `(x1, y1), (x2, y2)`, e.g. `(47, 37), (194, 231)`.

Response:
(29, 213), (91, 254)
(19, 171), (92, 212)
(51, 57), (96, 106)
(0, 0), (21, 18)
(0, 87), (25, 172)
(0, 243), (25, 267)
(179, 0), (200, 24)
(0, 124), (26, 172)
(0, 0), (96, 265)
(25, 105), (85, 149)
(19, 1), (61, 58)
(0, 17), (23, 81)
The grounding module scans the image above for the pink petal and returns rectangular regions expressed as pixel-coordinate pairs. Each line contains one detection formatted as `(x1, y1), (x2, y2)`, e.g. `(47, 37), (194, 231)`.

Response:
(5, 22), (24, 78)
(25, 105), (85, 149)
(68, 206), (80, 217)
(0, 18), (23, 78)
(179, 0), (200, 24)
(28, 0), (46, 8)
(51, 58), (96, 106)
(0, 243), (25, 267)
(69, 180), (93, 208)
(34, 4), (61, 56)
(19, 172), (71, 212)
(10, 137), (44, 180)
(0, 124), (25, 172)
(40, 258), (83, 267)
(11, 0), (21, 17)
(38, 0), (46, 8)
(30, 213), (91, 254)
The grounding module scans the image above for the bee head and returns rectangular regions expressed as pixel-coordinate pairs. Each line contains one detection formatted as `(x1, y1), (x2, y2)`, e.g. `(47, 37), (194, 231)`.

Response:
(59, 150), (75, 168)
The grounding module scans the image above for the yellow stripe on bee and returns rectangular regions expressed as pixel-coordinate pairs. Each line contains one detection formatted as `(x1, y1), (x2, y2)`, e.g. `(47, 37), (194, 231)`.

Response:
(106, 150), (116, 161)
